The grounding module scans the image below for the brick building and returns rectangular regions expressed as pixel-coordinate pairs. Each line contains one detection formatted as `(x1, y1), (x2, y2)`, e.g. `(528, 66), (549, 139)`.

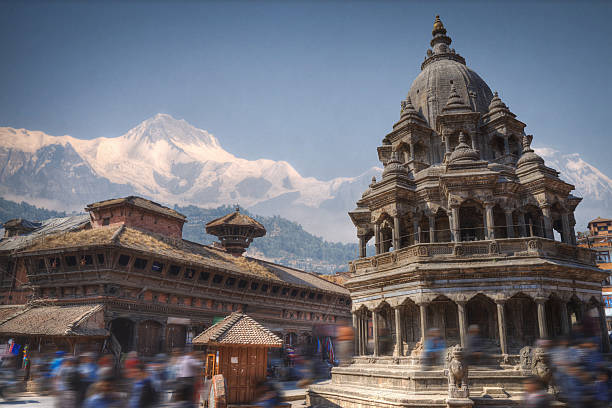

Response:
(0, 196), (351, 355)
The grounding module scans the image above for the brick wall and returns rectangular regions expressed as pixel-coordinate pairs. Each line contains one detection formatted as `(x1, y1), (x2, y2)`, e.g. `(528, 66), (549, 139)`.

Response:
(89, 205), (184, 238)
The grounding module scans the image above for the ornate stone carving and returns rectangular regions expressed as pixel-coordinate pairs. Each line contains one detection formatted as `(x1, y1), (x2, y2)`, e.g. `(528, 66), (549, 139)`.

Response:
(453, 245), (464, 256)
(446, 345), (469, 398)
(371, 258), (378, 267)
(527, 239), (542, 252)
(531, 347), (552, 386)
(519, 346), (532, 370)
(489, 241), (499, 254)
(417, 245), (428, 256)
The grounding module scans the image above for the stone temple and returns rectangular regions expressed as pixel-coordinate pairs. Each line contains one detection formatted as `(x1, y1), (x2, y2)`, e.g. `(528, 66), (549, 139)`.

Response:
(308, 16), (609, 407)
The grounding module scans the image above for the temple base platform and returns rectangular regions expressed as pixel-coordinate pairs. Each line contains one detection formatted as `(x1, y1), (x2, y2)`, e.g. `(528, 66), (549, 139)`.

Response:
(307, 356), (531, 408)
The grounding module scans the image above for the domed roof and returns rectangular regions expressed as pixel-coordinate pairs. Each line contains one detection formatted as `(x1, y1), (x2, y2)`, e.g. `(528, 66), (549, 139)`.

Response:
(406, 16), (493, 128)
(448, 132), (479, 164)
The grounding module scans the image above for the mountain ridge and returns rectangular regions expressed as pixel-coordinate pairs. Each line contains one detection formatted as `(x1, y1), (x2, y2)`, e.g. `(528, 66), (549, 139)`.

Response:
(0, 114), (609, 241)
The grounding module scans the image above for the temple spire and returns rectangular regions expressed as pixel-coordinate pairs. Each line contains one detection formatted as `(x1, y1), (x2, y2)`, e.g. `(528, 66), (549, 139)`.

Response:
(422, 15), (465, 69)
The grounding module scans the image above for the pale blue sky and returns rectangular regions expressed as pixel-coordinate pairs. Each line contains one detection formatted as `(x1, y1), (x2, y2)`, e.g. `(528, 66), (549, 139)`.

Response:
(0, 1), (610, 179)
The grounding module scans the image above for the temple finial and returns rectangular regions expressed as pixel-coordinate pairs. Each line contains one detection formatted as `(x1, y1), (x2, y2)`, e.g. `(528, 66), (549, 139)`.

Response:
(433, 15), (446, 35)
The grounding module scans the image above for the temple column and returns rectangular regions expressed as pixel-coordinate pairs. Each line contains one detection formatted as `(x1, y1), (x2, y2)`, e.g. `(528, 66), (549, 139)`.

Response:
(444, 137), (450, 154)
(598, 304), (611, 352)
(132, 320), (139, 352)
(394, 306), (403, 357)
(560, 301), (570, 335)
(352, 312), (359, 355)
(503, 137), (510, 155)
(451, 206), (460, 242)
(410, 142), (415, 161)
(393, 216), (401, 250)
(372, 309), (379, 357)
(518, 211), (527, 237)
(359, 314), (366, 355)
(429, 214), (436, 243)
(496, 300), (508, 355)
(505, 210), (515, 238)
(457, 301), (468, 347)
(358, 236), (367, 258)
(374, 224), (381, 255)
(536, 298), (548, 339)
(561, 213), (571, 244)
(418, 302), (427, 344)
(485, 202), (495, 239)
(413, 214), (420, 244)
(541, 205), (554, 239)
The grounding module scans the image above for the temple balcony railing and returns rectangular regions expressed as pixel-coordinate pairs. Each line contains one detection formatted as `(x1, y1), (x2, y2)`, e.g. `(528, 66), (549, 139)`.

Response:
(349, 236), (597, 277)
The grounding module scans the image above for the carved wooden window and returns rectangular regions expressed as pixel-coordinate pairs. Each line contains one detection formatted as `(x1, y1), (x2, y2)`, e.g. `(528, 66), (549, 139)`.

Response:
(225, 277), (236, 287)
(102, 217), (110, 226)
(168, 265), (181, 276)
(48, 257), (61, 269)
(316, 294), (323, 301)
(134, 258), (148, 270)
(290, 289), (298, 297)
(80, 255), (93, 266)
(37, 259), (46, 272)
(212, 274), (223, 284)
(184, 268), (196, 279)
(151, 261), (164, 273)
(299, 291), (306, 298)
(260, 284), (268, 292)
(250, 282), (259, 291)
(308, 292), (315, 300)
(198, 271), (210, 282)
(271, 285), (279, 294)
(118, 254), (130, 267)
(65, 256), (77, 267)
(238, 279), (248, 289)
(281, 288), (289, 296)
(97, 254), (105, 266)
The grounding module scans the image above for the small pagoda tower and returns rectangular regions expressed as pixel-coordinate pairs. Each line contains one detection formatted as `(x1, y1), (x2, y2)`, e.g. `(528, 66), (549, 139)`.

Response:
(205, 207), (266, 256)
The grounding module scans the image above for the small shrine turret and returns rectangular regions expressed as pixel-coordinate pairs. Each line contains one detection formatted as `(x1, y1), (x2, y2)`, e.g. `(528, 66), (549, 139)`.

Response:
(205, 207), (266, 256)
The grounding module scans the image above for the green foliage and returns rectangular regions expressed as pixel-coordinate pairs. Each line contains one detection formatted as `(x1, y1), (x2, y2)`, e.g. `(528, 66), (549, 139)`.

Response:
(0, 197), (66, 225)
(176, 204), (358, 273)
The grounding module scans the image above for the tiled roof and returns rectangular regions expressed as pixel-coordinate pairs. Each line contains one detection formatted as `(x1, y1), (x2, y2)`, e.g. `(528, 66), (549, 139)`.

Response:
(18, 225), (348, 295)
(0, 215), (90, 252)
(206, 209), (266, 235)
(589, 217), (612, 224)
(0, 304), (107, 337)
(0, 305), (25, 323)
(86, 196), (186, 221)
(192, 312), (282, 346)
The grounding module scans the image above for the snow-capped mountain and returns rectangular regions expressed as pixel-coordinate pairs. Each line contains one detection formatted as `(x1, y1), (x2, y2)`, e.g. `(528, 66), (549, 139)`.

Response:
(0, 114), (378, 242)
(0, 114), (608, 243)
(535, 147), (612, 231)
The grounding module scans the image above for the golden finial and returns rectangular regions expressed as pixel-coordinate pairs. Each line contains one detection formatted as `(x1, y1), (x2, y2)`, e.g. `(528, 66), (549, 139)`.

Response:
(433, 15), (444, 32)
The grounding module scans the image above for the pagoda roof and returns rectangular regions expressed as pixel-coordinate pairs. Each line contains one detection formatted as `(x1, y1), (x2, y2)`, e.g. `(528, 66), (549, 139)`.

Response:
(192, 312), (282, 347)
(206, 208), (265, 233)
(86, 196), (186, 221)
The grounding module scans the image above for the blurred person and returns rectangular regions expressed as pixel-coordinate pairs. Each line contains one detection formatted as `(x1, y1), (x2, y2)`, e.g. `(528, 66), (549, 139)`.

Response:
(422, 328), (445, 368)
(466, 325), (484, 365)
(168, 381), (195, 408)
(126, 359), (158, 408)
(56, 356), (82, 408)
(522, 377), (550, 408)
(593, 370), (610, 408)
(252, 379), (281, 408)
(336, 325), (354, 366)
(78, 352), (99, 404)
(0, 355), (17, 401)
(84, 367), (122, 408)
(177, 350), (201, 404)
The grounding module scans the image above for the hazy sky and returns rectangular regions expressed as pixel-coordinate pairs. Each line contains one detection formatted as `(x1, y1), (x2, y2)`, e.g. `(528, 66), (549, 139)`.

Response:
(1, 1), (610, 180)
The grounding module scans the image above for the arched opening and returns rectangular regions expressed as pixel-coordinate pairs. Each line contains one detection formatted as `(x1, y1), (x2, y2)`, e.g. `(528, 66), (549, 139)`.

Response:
(523, 205), (545, 237)
(396, 143), (410, 164)
(137, 320), (163, 356)
(567, 296), (584, 328)
(467, 294), (498, 345)
(492, 205), (508, 239)
(399, 299), (421, 355)
(508, 135), (521, 157)
(545, 296), (565, 338)
(506, 293), (537, 352)
(426, 296), (459, 346)
(166, 324), (187, 352)
(459, 200), (485, 241)
(489, 136), (505, 159)
(550, 202), (567, 242)
(284, 332), (298, 348)
(414, 141), (428, 163)
(435, 210), (451, 243)
(377, 303), (394, 356)
(109, 318), (134, 353)
(419, 216), (431, 243)
(379, 217), (394, 253)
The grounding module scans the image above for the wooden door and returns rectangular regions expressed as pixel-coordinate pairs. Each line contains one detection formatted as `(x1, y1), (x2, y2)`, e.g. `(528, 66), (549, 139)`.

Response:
(220, 346), (267, 404)
(138, 320), (162, 356)
(166, 324), (187, 351)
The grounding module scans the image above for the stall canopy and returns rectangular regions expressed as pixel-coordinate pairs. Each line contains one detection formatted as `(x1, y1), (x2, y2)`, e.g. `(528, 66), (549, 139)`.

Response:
(0, 303), (108, 338)
(192, 312), (282, 347)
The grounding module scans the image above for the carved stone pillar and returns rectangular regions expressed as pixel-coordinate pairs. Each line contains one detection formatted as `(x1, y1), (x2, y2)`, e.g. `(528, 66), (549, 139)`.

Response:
(410, 142), (415, 160)
(394, 306), (402, 357)
(560, 301), (570, 335)
(352, 312), (359, 355)
(393, 216), (401, 250)
(429, 214), (436, 243)
(518, 211), (527, 237)
(444, 136), (450, 154)
(457, 301), (467, 347)
(413, 215), (420, 244)
(374, 224), (381, 255)
(496, 300), (507, 355)
(448, 212), (455, 242)
(535, 298), (547, 339)
(418, 302), (427, 344)
(451, 207), (460, 243)
(505, 210), (514, 238)
(598, 305), (611, 353)
(372, 310), (379, 357)
(561, 213), (571, 244)
(541, 205), (554, 240)
(132, 320), (139, 352)
(503, 137), (510, 155)
(359, 313), (366, 355)
(485, 203), (495, 240)
(358, 236), (367, 258)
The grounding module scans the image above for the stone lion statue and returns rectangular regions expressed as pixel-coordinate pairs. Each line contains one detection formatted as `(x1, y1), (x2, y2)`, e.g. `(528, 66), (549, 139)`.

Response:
(446, 345), (469, 398)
